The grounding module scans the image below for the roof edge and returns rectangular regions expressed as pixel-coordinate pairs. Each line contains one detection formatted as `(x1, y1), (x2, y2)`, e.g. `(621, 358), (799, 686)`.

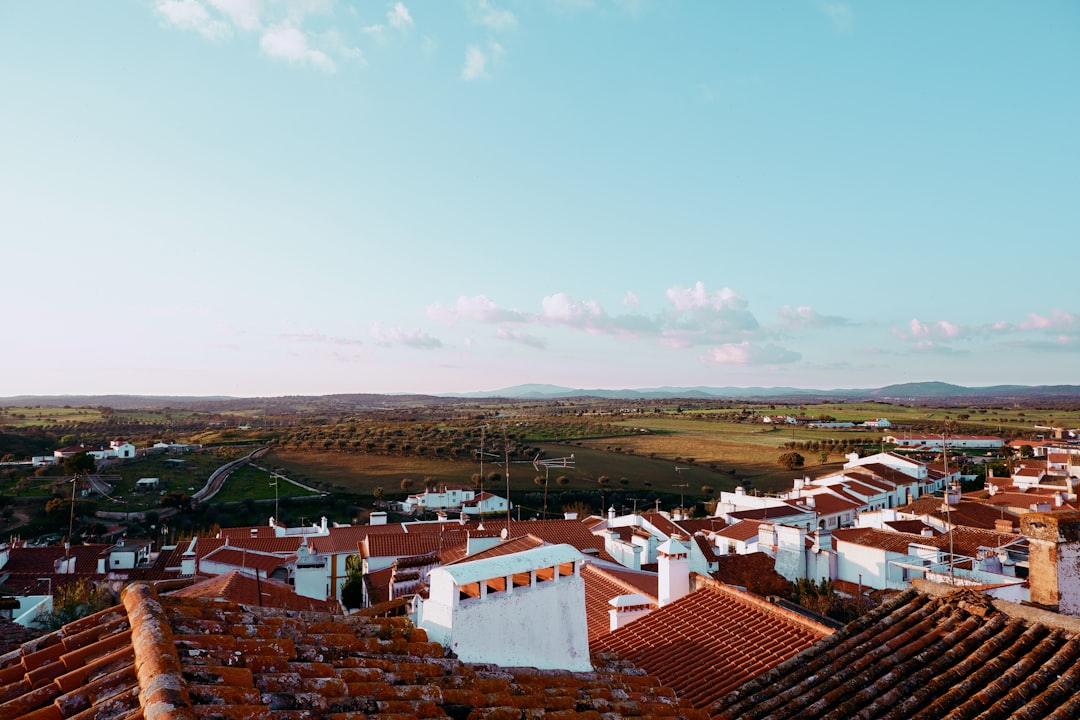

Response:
(121, 582), (196, 720)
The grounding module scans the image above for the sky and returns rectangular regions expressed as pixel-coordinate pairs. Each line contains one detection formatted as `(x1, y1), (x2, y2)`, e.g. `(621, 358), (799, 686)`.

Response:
(1, 1), (1078, 397)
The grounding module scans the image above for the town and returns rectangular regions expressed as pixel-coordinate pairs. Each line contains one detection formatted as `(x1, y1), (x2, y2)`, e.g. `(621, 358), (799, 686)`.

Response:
(2, 397), (1080, 718)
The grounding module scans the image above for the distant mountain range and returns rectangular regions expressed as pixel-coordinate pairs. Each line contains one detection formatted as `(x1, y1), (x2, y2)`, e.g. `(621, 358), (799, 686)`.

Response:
(3, 382), (1080, 410)
(443, 382), (1080, 402)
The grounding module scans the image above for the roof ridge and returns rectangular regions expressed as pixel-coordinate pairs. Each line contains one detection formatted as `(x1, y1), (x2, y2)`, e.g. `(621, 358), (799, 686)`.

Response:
(586, 563), (658, 600)
(121, 582), (196, 720)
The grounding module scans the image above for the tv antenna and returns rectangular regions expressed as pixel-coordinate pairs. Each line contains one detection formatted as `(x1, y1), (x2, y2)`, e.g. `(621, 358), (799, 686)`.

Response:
(529, 453), (576, 519)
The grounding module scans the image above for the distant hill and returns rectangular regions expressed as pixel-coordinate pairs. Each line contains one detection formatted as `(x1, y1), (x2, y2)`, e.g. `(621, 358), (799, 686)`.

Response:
(3, 383), (1079, 410)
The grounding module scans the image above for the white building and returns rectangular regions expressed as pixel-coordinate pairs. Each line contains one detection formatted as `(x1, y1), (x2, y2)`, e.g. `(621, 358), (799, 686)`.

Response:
(402, 485), (476, 513)
(417, 544), (592, 671)
(884, 435), (1005, 450)
(461, 491), (510, 516)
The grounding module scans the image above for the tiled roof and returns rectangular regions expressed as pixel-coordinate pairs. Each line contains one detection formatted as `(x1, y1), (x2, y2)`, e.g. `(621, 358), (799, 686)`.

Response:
(640, 512), (687, 538)
(672, 518), (729, 534)
(884, 519), (937, 535)
(714, 520), (762, 542)
(200, 546), (292, 575)
(0, 544), (110, 575)
(592, 576), (832, 709)
(442, 534), (547, 565)
(308, 526), (371, 555)
(712, 584), (1080, 719)
(692, 535), (720, 565)
(582, 563), (659, 642)
(727, 505), (807, 522)
(479, 519), (614, 561)
(710, 553), (793, 598)
(171, 570), (338, 612)
(833, 527), (1025, 558)
(362, 528), (473, 559)
(800, 493), (861, 516)
(902, 495), (1022, 531)
(0, 582), (706, 720)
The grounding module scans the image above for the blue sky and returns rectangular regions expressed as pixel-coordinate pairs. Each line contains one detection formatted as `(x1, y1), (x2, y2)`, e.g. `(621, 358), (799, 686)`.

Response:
(2, 1), (1078, 397)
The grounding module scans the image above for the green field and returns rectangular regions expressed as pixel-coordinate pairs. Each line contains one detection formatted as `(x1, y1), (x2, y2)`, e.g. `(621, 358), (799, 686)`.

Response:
(211, 464), (323, 504)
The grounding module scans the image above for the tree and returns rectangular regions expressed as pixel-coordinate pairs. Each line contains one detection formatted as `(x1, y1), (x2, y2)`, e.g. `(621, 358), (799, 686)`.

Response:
(819, 451), (830, 465)
(339, 555), (366, 610)
(373, 486), (384, 505)
(399, 478), (414, 490)
(63, 452), (96, 476)
(34, 578), (114, 631)
(778, 452), (805, 470)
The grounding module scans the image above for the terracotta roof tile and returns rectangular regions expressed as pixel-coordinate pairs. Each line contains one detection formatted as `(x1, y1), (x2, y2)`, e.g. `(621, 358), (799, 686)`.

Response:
(2, 559), (713, 720)
(594, 579), (830, 710)
(712, 586), (1080, 719)
(713, 520), (761, 542)
(171, 570), (338, 612)
(582, 563), (659, 642)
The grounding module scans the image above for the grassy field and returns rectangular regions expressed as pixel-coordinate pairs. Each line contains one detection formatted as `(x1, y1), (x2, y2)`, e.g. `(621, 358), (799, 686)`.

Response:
(211, 464), (323, 504)
(0, 407), (105, 427)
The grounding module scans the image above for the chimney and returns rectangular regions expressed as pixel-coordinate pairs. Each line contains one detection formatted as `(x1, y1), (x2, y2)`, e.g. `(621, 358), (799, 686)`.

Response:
(436, 511), (448, 522)
(608, 593), (654, 632)
(564, 511), (578, 520)
(805, 494), (816, 509)
(321, 516), (329, 532)
(921, 528), (934, 537)
(657, 537), (689, 607)
(1022, 510), (1080, 615)
(994, 518), (1014, 533)
(946, 484), (961, 506)
(813, 530), (832, 552)
(369, 511), (387, 526)
(608, 506), (616, 521)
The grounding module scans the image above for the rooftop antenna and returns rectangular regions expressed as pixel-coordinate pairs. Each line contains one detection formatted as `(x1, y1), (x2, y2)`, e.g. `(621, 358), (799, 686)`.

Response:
(504, 426), (511, 526)
(674, 467), (689, 513)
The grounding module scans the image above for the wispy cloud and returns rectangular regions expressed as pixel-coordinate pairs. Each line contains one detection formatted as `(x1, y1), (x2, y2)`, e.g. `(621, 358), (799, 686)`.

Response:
(462, 43), (503, 80)
(369, 322), (442, 349)
(279, 332), (364, 346)
(820, 2), (853, 32)
(495, 328), (547, 349)
(427, 295), (528, 325)
(155, 0), (231, 39)
(701, 342), (801, 366)
(155, 0), (361, 71)
(387, 2), (414, 30)
(470, 0), (517, 31)
(260, 24), (335, 71)
(778, 305), (851, 330)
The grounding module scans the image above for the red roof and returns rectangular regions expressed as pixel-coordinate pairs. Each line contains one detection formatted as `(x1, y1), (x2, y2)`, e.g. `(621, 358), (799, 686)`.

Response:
(0, 582), (699, 719)
(582, 563), (659, 642)
(593, 577), (832, 708)
(714, 520), (762, 542)
(172, 570), (337, 612)
(200, 546), (291, 575)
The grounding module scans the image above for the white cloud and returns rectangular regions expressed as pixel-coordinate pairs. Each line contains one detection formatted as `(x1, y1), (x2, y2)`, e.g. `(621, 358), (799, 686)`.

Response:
(428, 295), (528, 325)
(387, 2), (413, 30)
(260, 25), (335, 71)
(207, 0), (261, 31)
(369, 322), (442, 349)
(701, 342), (801, 366)
(622, 291), (639, 307)
(778, 305), (851, 330)
(155, 0), (231, 39)
(471, 0), (517, 31)
(462, 44), (489, 80)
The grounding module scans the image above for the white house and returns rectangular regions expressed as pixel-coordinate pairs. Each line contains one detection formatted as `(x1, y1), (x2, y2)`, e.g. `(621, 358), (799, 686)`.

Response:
(884, 435), (1005, 450)
(402, 485), (476, 513)
(862, 418), (892, 429)
(461, 491), (511, 516)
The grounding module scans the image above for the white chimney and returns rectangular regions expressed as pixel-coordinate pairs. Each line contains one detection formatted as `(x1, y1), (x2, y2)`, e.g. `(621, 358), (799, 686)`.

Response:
(608, 506), (616, 521)
(805, 495), (816, 509)
(657, 537), (689, 607)
(608, 593), (655, 632)
(564, 511), (578, 520)
(436, 511), (448, 522)
(370, 511), (388, 526)
(320, 516), (329, 532)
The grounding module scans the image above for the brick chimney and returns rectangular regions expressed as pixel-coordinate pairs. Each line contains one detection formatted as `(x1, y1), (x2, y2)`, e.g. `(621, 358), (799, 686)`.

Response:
(1021, 510), (1080, 615)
